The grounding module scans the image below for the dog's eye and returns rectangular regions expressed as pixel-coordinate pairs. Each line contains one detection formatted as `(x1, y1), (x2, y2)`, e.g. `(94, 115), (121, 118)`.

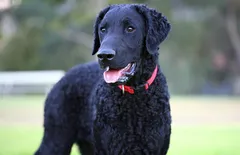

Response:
(100, 27), (106, 33)
(126, 26), (135, 33)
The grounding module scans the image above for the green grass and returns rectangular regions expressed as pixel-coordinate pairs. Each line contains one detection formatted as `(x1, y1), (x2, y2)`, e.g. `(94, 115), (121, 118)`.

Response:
(0, 95), (45, 107)
(0, 125), (239, 155)
(169, 125), (240, 155)
(0, 126), (80, 155)
(0, 95), (240, 155)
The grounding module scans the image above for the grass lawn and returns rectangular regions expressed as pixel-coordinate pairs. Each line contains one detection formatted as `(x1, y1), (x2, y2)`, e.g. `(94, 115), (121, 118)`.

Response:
(0, 126), (80, 155)
(0, 95), (240, 155)
(169, 125), (240, 155)
(0, 125), (239, 155)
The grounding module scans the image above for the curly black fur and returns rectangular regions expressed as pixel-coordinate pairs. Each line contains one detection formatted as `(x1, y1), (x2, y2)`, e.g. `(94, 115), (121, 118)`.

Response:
(92, 57), (171, 155)
(35, 62), (101, 155)
(35, 4), (171, 155)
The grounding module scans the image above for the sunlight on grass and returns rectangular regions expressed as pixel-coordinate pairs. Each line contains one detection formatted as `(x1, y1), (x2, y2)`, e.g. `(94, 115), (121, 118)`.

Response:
(0, 95), (45, 108)
(168, 125), (240, 155)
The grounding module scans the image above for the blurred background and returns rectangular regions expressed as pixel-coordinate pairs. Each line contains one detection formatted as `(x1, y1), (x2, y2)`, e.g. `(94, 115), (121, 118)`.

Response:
(0, 0), (239, 155)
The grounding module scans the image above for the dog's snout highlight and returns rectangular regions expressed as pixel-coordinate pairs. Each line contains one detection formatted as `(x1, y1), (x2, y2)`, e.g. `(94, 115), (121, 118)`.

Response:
(97, 49), (116, 61)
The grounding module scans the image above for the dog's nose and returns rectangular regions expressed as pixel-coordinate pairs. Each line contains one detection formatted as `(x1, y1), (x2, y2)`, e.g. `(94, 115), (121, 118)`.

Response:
(97, 49), (116, 61)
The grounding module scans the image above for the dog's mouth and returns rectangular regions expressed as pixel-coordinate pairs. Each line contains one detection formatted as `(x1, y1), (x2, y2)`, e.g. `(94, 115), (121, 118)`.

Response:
(103, 63), (136, 84)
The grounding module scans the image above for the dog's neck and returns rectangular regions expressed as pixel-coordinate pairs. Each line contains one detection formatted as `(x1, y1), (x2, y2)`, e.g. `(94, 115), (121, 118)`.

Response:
(126, 52), (159, 87)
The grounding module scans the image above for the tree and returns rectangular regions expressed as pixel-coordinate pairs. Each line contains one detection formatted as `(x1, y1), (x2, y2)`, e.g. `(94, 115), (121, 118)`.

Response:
(0, 0), (95, 71)
(182, 0), (240, 68)
(179, 0), (240, 94)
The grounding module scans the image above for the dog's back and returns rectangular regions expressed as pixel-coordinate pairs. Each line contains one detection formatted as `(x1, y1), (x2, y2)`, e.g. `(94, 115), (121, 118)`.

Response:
(35, 61), (101, 155)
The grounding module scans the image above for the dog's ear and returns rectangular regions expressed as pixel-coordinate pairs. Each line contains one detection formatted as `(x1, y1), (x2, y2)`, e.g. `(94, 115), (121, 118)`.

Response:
(92, 6), (111, 55)
(135, 5), (171, 54)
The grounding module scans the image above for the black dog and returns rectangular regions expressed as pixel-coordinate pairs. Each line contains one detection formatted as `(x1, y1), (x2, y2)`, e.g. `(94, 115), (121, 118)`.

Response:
(92, 4), (171, 155)
(35, 4), (171, 155)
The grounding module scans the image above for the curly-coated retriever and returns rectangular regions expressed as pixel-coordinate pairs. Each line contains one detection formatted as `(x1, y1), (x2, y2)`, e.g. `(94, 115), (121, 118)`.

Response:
(35, 4), (171, 155)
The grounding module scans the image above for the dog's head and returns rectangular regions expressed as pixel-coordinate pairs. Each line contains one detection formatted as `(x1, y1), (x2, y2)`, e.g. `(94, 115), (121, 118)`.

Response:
(92, 4), (170, 84)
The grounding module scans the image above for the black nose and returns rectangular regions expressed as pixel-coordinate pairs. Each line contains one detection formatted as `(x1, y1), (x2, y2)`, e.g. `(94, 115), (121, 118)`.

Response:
(97, 49), (116, 61)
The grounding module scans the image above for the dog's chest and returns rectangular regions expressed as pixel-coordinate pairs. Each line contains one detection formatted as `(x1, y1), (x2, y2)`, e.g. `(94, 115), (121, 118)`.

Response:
(95, 91), (165, 130)
(94, 92), (168, 154)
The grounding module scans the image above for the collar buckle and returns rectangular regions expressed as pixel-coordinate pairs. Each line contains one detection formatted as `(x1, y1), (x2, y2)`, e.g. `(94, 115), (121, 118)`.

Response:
(122, 85), (125, 94)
